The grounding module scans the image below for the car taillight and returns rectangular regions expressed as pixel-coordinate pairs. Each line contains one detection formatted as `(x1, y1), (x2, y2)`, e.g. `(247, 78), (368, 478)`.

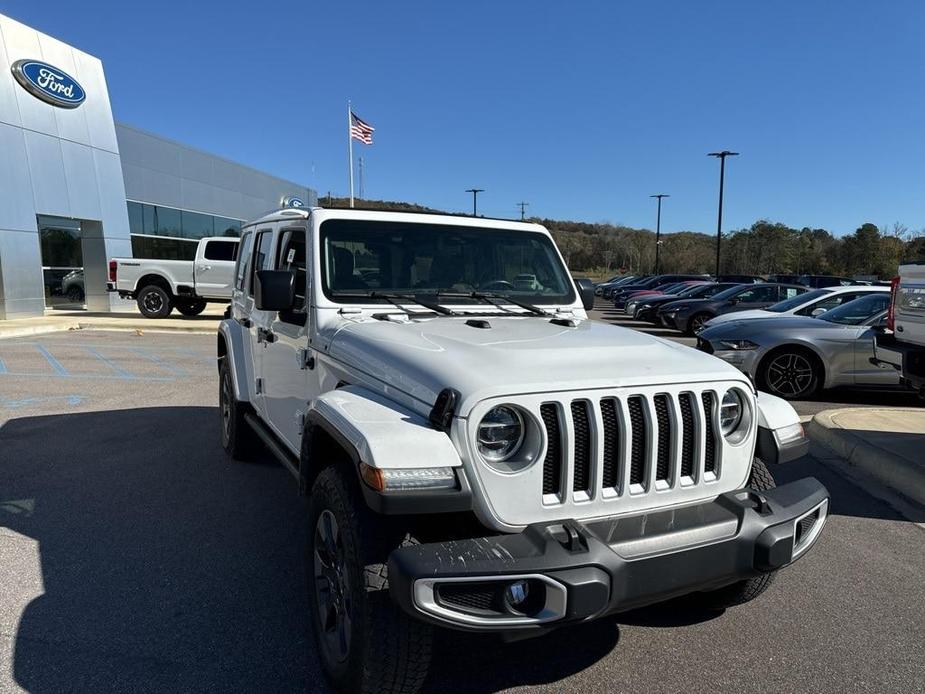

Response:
(108, 260), (117, 283)
(887, 276), (900, 331)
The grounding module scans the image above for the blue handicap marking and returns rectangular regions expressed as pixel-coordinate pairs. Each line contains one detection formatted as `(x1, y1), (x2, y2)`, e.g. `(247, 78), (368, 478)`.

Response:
(0, 394), (87, 409)
(84, 346), (136, 379)
(35, 344), (69, 376)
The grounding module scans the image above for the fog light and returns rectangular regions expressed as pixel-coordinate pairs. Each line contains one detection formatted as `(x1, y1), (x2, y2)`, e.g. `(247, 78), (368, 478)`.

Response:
(504, 580), (530, 610)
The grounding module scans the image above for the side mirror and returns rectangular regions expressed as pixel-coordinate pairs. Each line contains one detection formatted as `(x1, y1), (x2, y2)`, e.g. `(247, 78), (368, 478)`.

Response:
(575, 278), (595, 311)
(255, 269), (295, 312)
(811, 307), (827, 317)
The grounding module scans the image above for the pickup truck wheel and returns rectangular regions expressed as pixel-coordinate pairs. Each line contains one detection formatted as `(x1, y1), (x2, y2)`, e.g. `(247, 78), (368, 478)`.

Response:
(219, 359), (258, 460)
(308, 466), (433, 694)
(699, 457), (778, 609)
(137, 285), (173, 318)
(176, 299), (207, 317)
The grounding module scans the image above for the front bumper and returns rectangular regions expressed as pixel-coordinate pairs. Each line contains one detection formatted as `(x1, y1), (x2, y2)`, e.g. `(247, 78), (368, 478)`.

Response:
(389, 477), (829, 632)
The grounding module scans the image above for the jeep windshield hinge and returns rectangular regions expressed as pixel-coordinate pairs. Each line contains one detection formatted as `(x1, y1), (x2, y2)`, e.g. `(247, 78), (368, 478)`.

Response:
(429, 388), (459, 432)
(298, 348), (315, 370)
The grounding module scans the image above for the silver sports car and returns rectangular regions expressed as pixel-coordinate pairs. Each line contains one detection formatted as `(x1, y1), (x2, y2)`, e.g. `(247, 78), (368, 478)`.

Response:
(696, 293), (897, 399)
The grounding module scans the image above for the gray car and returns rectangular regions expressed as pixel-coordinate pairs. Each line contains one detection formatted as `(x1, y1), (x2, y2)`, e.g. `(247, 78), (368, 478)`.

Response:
(696, 293), (897, 399)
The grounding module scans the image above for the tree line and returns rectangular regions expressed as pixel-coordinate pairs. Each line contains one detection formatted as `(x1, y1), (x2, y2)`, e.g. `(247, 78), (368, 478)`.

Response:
(321, 197), (923, 279)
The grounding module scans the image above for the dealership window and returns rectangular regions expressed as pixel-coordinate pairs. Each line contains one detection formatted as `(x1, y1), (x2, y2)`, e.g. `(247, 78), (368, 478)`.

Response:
(127, 201), (243, 260)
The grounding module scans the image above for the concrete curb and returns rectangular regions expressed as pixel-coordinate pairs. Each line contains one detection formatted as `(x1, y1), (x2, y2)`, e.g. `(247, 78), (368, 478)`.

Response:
(807, 408), (925, 507)
(0, 317), (220, 340)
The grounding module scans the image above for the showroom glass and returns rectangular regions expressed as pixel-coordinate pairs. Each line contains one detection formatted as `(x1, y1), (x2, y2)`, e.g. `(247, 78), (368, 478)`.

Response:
(767, 288), (829, 313)
(126, 202), (243, 260)
(319, 220), (576, 305)
(818, 294), (890, 325)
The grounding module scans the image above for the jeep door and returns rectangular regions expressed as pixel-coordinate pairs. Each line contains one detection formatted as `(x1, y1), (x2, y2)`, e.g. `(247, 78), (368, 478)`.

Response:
(259, 225), (313, 452)
(230, 230), (258, 400)
(247, 228), (277, 415)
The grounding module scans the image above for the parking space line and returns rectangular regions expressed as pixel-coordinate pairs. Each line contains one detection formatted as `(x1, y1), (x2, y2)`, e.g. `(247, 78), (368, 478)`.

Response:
(84, 346), (137, 380)
(0, 356), (6, 374)
(132, 348), (187, 376)
(34, 344), (69, 376)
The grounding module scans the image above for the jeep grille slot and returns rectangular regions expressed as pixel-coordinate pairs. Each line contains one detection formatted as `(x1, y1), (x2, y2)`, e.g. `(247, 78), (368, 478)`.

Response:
(702, 392), (717, 474)
(600, 398), (620, 489)
(627, 396), (647, 487)
(653, 394), (672, 482)
(679, 393), (695, 478)
(571, 401), (592, 493)
(541, 403), (563, 496)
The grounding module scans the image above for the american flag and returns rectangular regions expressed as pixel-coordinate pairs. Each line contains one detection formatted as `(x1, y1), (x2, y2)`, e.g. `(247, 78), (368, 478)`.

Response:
(350, 112), (375, 144)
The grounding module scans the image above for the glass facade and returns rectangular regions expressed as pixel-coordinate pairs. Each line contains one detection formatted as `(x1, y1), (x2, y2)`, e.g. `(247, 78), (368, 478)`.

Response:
(127, 201), (243, 260)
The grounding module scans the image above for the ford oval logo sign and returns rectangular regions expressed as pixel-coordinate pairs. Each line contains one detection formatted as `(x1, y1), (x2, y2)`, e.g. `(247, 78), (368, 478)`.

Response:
(11, 59), (86, 109)
(281, 195), (305, 208)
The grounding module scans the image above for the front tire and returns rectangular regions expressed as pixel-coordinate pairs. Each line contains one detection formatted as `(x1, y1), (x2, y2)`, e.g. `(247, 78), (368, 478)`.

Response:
(699, 458), (777, 609)
(137, 284), (173, 318)
(175, 299), (207, 316)
(686, 312), (712, 335)
(758, 348), (822, 400)
(308, 466), (433, 694)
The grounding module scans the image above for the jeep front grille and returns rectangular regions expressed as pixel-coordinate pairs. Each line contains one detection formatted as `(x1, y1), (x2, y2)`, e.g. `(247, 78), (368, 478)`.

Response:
(540, 389), (722, 502)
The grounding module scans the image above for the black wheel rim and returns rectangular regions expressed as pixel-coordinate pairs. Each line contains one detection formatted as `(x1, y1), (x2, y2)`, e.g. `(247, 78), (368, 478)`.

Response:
(220, 370), (232, 443)
(766, 353), (814, 397)
(143, 291), (163, 313)
(691, 315), (707, 332)
(313, 510), (352, 664)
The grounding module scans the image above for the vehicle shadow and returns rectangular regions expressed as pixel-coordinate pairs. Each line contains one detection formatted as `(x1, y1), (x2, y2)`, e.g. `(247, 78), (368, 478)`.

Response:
(0, 407), (319, 692)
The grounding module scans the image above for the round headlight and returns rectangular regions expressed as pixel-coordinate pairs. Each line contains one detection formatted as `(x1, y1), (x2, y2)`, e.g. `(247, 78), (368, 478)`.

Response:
(720, 390), (744, 436)
(477, 406), (525, 462)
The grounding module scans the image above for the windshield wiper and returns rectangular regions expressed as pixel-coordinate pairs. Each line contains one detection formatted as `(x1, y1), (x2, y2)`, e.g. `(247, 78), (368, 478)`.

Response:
(433, 290), (555, 317)
(332, 291), (458, 316)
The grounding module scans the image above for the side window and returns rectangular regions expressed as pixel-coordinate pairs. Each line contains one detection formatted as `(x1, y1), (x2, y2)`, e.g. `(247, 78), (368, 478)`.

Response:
(235, 232), (254, 291)
(249, 230), (273, 297)
(276, 227), (308, 313)
(779, 286), (801, 301)
(204, 240), (238, 262)
(736, 286), (777, 302)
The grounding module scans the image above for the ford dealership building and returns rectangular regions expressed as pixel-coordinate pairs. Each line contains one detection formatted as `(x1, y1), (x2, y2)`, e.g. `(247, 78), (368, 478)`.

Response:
(0, 13), (316, 319)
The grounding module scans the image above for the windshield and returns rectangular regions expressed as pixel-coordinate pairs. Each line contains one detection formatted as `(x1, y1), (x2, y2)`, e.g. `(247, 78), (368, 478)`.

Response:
(767, 288), (830, 313)
(320, 220), (576, 305)
(709, 284), (752, 301)
(818, 293), (889, 325)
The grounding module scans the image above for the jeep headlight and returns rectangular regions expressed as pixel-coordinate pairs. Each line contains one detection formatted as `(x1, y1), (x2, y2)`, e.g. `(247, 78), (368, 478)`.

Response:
(720, 389), (751, 443)
(477, 406), (525, 462)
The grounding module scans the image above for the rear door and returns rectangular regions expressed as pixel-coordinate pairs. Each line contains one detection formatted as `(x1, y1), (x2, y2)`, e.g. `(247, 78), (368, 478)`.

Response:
(194, 239), (239, 298)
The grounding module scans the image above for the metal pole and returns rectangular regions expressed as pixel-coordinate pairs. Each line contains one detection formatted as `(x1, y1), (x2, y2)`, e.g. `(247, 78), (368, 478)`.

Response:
(650, 194), (669, 274)
(708, 151), (738, 276)
(348, 100), (355, 208)
(517, 201), (529, 220)
(466, 189), (484, 216)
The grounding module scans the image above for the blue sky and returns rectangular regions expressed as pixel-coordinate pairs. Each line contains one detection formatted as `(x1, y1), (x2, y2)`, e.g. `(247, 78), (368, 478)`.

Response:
(5, 1), (923, 235)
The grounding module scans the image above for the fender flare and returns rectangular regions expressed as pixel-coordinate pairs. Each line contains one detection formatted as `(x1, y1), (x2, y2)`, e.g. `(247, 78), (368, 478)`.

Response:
(754, 391), (809, 464)
(303, 385), (470, 514)
(217, 319), (251, 402)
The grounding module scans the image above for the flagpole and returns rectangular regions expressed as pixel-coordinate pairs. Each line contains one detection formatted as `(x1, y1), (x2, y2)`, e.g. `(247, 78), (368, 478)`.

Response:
(347, 100), (355, 208)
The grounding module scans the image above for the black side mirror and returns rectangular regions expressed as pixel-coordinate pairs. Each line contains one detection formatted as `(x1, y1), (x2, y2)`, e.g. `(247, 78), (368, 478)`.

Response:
(575, 278), (595, 311)
(255, 270), (295, 312)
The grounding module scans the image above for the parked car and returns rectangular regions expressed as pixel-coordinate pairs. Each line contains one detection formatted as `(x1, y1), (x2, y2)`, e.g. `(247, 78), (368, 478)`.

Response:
(766, 274), (801, 284)
(659, 283), (809, 335)
(599, 274), (647, 299)
(624, 281), (709, 317)
(797, 274), (861, 288)
(632, 282), (741, 323)
(716, 274), (764, 284)
(873, 261), (925, 394)
(594, 274), (633, 295)
(219, 206), (826, 693)
(703, 286), (890, 329)
(612, 274), (708, 309)
(697, 293), (896, 399)
(107, 236), (240, 318)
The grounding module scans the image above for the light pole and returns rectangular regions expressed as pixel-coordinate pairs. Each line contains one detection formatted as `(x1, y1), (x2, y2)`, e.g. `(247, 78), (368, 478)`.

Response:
(465, 188), (484, 217)
(707, 151), (738, 276)
(517, 201), (529, 221)
(650, 194), (669, 274)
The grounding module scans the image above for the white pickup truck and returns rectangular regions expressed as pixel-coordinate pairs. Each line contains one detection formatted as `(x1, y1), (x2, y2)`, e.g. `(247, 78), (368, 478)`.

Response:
(873, 260), (925, 395)
(107, 236), (240, 318)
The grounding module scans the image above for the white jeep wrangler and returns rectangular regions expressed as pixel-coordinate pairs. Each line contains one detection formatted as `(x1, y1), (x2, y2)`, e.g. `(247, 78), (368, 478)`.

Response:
(218, 207), (828, 694)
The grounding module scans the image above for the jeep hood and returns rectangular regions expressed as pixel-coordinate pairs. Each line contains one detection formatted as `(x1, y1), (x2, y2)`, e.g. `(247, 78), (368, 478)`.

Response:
(326, 316), (750, 414)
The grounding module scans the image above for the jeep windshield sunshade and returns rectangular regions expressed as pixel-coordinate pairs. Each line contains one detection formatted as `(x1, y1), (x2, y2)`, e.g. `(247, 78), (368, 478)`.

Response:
(320, 219), (576, 306)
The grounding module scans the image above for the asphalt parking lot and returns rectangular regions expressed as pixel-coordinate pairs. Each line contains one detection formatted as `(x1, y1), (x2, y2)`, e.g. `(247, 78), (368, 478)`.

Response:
(0, 329), (923, 693)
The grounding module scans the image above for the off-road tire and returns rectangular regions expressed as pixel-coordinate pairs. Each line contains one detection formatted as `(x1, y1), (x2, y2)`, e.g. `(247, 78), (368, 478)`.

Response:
(308, 465), (433, 694)
(219, 359), (259, 461)
(137, 284), (173, 318)
(175, 299), (207, 316)
(699, 457), (777, 609)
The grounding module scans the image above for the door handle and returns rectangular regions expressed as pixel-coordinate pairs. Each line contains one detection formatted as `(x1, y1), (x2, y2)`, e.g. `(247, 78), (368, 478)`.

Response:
(198, 264), (212, 272)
